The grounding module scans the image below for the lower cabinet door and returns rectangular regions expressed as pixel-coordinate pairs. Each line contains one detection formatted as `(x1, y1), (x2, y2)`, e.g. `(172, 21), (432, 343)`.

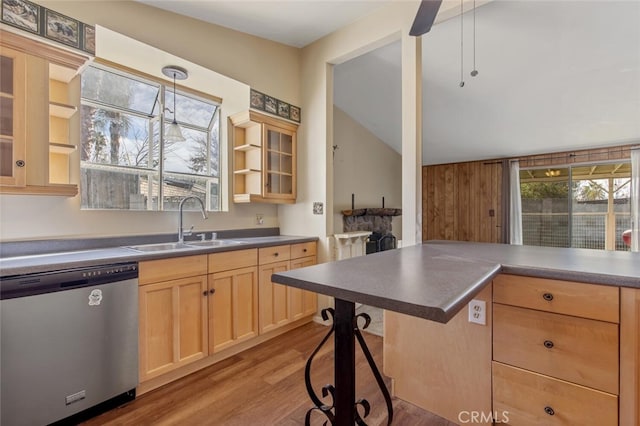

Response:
(492, 362), (618, 426)
(289, 255), (317, 320)
(139, 276), (209, 381)
(209, 266), (258, 353)
(258, 260), (290, 333)
(493, 303), (619, 394)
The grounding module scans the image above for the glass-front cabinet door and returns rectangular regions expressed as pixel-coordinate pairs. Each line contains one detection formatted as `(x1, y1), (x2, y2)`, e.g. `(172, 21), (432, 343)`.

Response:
(0, 46), (26, 187)
(263, 124), (296, 201)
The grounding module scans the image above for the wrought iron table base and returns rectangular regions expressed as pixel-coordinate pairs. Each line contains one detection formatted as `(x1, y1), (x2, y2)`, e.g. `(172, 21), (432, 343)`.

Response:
(304, 298), (393, 425)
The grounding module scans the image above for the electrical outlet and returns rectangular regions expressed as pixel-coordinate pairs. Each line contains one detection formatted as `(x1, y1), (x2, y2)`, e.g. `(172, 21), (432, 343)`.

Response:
(468, 299), (486, 325)
(256, 214), (264, 225)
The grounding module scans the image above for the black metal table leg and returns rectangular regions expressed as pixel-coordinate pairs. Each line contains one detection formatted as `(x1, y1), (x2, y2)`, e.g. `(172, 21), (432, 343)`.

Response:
(303, 299), (393, 425)
(334, 298), (357, 426)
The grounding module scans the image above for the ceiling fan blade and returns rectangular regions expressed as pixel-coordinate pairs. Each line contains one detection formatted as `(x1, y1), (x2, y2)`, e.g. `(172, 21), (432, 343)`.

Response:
(409, 0), (443, 36)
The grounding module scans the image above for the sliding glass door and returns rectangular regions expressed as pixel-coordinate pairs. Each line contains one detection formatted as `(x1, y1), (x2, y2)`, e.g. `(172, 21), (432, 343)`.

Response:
(520, 162), (631, 251)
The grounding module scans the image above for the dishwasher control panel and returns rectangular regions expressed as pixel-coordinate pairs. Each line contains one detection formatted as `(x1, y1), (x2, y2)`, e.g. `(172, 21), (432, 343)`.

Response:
(0, 262), (138, 300)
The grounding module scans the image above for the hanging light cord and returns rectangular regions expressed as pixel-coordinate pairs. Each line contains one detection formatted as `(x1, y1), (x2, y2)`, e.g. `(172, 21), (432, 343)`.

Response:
(471, 0), (479, 77)
(459, 0), (464, 87)
(172, 72), (177, 124)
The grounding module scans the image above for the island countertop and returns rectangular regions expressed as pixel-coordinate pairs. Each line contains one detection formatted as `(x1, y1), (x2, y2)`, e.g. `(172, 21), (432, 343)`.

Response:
(271, 241), (640, 324)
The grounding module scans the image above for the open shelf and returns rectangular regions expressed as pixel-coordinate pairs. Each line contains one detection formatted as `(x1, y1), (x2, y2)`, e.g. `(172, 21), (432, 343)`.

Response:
(49, 101), (77, 119)
(49, 143), (76, 154)
(234, 168), (261, 175)
(234, 143), (261, 152)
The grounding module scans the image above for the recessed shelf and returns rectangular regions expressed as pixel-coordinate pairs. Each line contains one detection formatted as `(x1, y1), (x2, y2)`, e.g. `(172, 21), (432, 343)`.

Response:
(49, 143), (76, 154)
(234, 168), (261, 175)
(49, 63), (77, 83)
(49, 102), (77, 119)
(234, 143), (261, 152)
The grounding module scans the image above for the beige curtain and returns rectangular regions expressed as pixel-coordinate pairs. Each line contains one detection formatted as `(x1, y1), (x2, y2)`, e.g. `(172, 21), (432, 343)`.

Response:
(631, 148), (639, 252)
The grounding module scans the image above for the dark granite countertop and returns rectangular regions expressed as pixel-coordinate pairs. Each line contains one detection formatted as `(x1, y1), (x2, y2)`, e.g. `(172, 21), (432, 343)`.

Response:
(272, 241), (640, 324)
(0, 231), (317, 277)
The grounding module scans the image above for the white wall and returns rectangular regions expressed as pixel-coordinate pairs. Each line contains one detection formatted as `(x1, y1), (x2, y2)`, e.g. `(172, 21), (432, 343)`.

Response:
(279, 0), (425, 257)
(332, 106), (402, 236)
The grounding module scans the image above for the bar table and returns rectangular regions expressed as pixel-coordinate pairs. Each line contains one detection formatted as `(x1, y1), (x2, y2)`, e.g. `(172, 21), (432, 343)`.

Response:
(272, 243), (501, 425)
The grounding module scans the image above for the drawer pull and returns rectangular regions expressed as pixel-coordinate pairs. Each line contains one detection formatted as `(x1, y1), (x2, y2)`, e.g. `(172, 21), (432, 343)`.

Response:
(274, 252), (279, 257)
(544, 406), (555, 416)
(303, 248), (307, 252)
(209, 289), (216, 295)
(542, 293), (554, 301)
(543, 340), (554, 349)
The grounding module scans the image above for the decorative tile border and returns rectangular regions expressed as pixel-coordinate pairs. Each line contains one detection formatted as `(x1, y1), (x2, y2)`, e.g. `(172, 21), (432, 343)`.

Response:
(250, 88), (300, 123)
(1, 0), (95, 55)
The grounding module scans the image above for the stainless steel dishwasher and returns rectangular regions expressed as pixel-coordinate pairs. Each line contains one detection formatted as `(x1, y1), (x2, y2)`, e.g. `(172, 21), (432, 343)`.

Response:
(1, 262), (139, 426)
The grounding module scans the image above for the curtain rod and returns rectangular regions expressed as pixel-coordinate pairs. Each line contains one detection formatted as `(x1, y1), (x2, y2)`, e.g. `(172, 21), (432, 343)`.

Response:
(519, 147), (633, 162)
(473, 146), (637, 167)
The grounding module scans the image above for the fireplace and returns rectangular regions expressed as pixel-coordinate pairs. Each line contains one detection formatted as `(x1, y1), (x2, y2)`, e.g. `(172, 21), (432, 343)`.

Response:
(341, 207), (401, 254)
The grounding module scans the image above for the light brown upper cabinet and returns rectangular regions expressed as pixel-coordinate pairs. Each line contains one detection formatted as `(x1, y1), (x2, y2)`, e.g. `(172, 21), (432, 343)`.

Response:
(229, 110), (297, 204)
(0, 30), (88, 196)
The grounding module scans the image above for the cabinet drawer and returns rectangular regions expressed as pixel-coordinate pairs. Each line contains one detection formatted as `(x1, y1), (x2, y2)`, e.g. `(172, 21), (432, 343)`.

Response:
(494, 303), (619, 394)
(290, 242), (316, 259)
(208, 248), (258, 274)
(258, 245), (291, 265)
(492, 362), (618, 426)
(139, 255), (208, 285)
(493, 274), (619, 323)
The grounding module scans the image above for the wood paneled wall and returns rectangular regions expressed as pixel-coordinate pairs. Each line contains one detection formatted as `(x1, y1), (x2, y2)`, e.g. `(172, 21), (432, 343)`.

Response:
(422, 160), (503, 243)
(421, 144), (634, 244)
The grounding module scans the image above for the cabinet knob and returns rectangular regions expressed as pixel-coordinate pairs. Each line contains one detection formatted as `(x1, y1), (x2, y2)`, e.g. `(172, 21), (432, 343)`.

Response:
(544, 406), (555, 416)
(303, 248), (307, 252)
(274, 252), (279, 257)
(542, 293), (554, 301)
(543, 340), (554, 349)
(202, 290), (208, 296)
(16, 160), (25, 168)
(209, 289), (215, 294)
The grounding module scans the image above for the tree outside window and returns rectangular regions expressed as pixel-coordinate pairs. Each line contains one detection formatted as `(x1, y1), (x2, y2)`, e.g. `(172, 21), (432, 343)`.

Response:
(80, 65), (220, 211)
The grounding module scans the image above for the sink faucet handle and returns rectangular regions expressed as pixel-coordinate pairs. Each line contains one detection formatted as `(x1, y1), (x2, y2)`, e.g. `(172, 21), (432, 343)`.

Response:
(196, 233), (206, 241)
(211, 232), (217, 240)
(182, 225), (194, 237)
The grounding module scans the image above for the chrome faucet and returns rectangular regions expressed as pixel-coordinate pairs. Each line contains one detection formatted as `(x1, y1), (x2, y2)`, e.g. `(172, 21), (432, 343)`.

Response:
(178, 196), (208, 244)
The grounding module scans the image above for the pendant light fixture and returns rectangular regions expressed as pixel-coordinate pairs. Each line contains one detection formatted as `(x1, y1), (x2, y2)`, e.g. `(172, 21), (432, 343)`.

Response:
(162, 65), (188, 142)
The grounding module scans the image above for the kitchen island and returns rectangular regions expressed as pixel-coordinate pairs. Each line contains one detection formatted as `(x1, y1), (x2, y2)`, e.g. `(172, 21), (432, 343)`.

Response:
(272, 241), (640, 425)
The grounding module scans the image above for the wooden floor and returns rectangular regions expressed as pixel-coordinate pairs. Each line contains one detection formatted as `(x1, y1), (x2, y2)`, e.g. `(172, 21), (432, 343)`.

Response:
(83, 322), (456, 425)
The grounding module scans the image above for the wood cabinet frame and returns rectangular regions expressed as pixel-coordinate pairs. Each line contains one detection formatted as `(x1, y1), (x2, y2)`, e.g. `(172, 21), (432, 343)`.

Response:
(0, 30), (87, 196)
(230, 110), (298, 204)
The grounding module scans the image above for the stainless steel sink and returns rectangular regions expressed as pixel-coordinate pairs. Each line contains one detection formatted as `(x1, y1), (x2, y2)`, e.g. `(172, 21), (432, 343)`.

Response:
(185, 239), (247, 247)
(126, 242), (197, 252)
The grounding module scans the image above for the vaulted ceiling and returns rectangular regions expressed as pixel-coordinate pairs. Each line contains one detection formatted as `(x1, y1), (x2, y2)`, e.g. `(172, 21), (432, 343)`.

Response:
(334, 0), (640, 165)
